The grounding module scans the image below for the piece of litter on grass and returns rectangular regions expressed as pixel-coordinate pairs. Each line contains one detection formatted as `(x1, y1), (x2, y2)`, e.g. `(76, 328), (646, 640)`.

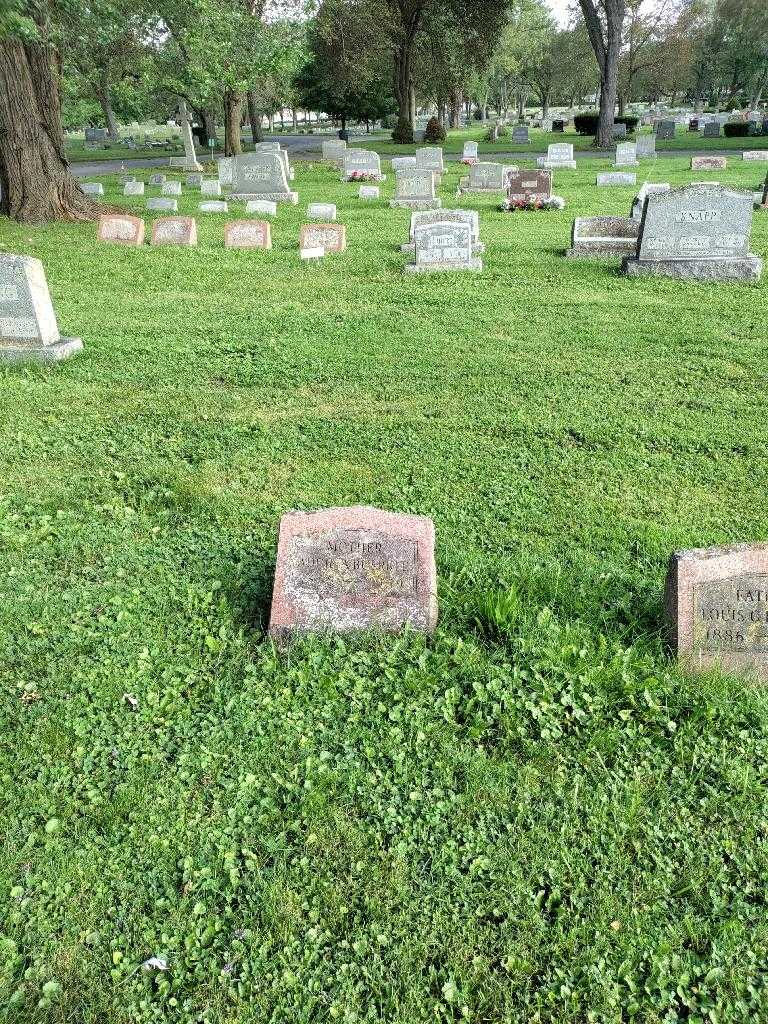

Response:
(142, 957), (168, 971)
(123, 693), (138, 711)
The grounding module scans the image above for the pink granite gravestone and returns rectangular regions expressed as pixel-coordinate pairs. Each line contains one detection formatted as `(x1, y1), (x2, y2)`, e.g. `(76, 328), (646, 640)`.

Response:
(150, 216), (197, 247)
(299, 224), (347, 254)
(97, 214), (145, 246)
(224, 219), (271, 249)
(269, 506), (437, 636)
(691, 156), (727, 171)
(665, 543), (768, 681)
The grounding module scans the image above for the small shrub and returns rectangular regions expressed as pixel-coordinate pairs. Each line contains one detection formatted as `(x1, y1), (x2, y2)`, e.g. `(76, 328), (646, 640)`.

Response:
(574, 112), (599, 135)
(391, 118), (414, 144)
(724, 122), (750, 137)
(424, 116), (446, 143)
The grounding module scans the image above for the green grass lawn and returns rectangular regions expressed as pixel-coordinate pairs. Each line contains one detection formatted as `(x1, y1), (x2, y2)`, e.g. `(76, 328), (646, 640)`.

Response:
(1, 156), (768, 1023)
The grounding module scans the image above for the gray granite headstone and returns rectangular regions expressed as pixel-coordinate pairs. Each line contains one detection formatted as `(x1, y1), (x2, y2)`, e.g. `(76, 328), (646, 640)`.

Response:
(405, 221), (481, 273)
(614, 142), (638, 167)
(566, 216), (639, 258)
(402, 209), (483, 254)
(230, 152), (297, 203)
(512, 126), (529, 144)
(624, 184), (762, 281)
(415, 147), (444, 173)
(656, 120), (675, 139)
(0, 254), (82, 363)
(342, 149), (384, 181)
(390, 169), (440, 209)
(703, 121), (721, 138)
(635, 135), (657, 158)
(147, 198), (178, 212)
(81, 183), (104, 196)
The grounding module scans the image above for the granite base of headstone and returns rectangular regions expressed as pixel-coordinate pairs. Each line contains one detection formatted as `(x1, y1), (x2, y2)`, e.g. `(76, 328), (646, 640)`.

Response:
(0, 254), (82, 364)
(565, 216), (639, 258)
(665, 544), (768, 682)
(623, 184), (762, 283)
(268, 506), (438, 637)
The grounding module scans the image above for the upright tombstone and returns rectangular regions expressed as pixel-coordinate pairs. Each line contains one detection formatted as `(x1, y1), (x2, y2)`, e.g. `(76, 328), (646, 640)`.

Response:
(84, 127), (107, 143)
(505, 169), (552, 203)
(703, 121), (721, 138)
(655, 120), (676, 139)
(123, 181), (145, 196)
(186, 172), (203, 188)
(307, 202), (337, 221)
(322, 138), (347, 164)
(97, 213), (145, 246)
(224, 219), (272, 249)
(415, 147), (444, 176)
(552, 119), (565, 133)
(150, 216), (198, 247)
(199, 200), (228, 213)
(566, 216), (639, 258)
(635, 134), (657, 159)
(149, 173), (166, 186)
(691, 155), (727, 170)
(612, 122), (628, 139)
(342, 149), (385, 181)
(405, 220), (481, 273)
(743, 151), (768, 162)
(402, 209), (483, 255)
(147, 198), (178, 212)
(537, 143), (576, 170)
(629, 181), (671, 220)
(268, 506), (437, 637)
(0, 254), (83, 363)
(392, 157), (417, 172)
(665, 544), (768, 682)
(178, 99), (203, 171)
(390, 169), (440, 210)
(218, 157), (233, 187)
(614, 142), (639, 167)
(462, 141), (479, 162)
(458, 161), (514, 194)
(81, 183), (104, 196)
(359, 185), (380, 200)
(201, 179), (222, 196)
(299, 223), (347, 254)
(512, 126), (529, 144)
(246, 199), (277, 216)
(623, 184), (762, 282)
(229, 151), (298, 203)
(162, 180), (182, 196)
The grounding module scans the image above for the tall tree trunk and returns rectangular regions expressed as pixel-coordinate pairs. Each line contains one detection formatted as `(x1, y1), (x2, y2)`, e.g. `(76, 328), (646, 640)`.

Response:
(247, 91), (262, 143)
(579, 0), (625, 148)
(223, 89), (243, 156)
(392, 9), (421, 141)
(95, 69), (119, 140)
(0, 37), (97, 223)
(203, 106), (217, 146)
(291, 107), (298, 130)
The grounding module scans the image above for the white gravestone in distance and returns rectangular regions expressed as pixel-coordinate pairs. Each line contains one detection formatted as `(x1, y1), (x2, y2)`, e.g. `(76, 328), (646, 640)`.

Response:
(162, 180), (182, 196)
(149, 174), (166, 186)
(199, 201), (228, 213)
(229, 152), (298, 203)
(630, 182), (671, 220)
(635, 135), (657, 159)
(307, 203), (337, 221)
(246, 199), (278, 215)
(390, 169), (441, 210)
(123, 181), (145, 196)
(359, 185), (380, 200)
(147, 198), (178, 212)
(402, 209), (483, 255)
(614, 142), (639, 167)
(623, 184), (762, 282)
(322, 139), (347, 164)
(392, 157), (417, 172)
(81, 183), (104, 196)
(416, 147), (444, 175)
(0, 254), (82, 363)
(405, 221), (482, 273)
(218, 157), (233, 187)
(201, 180), (222, 196)
(597, 172), (637, 186)
(185, 173), (203, 188)
(462, 141), (479, 162)
(537, 143), (576, 170)
(743, 151), (768, 162)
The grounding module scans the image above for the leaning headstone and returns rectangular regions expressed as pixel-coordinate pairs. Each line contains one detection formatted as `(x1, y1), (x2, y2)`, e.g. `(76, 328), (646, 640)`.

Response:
(150, 216), (198, 247)
(623, 184), (762, 282)
(97, 213), (145, 246)
(614, 142), (638, 167)
(405, 220), (481, 273)
(596, 171), (637, 186)
(512, 126), (529, 144)
(307, 202), (337, 221)
(691, 155), (727, 170)
(655, 120), (676, 139)
(359, 185), (380, 200)
(0, 254), (82, 363)
(416, 147), (444, 175)
(201, 180), (222, 196)
(81, 183), (104, 196)
(224, 219), (271, 249)
(299, 223), (347, 254)
(123, 181), (145, 196)
(630, 182), (671, 220)
(565, 216), (639, 258)
(537, 143), (576, 170)
(390, 169), (440, 210)
(162, 180), (182, 196)
(342, 149), (385, 181)
(199, 201), (228, 213)
(322, 139), (347, 164)
(458, 162), (514, 194)
(147, 198), (178, 212)
(230, 151), (298, 203)
(743, 151), (768, 162)
(703, 121), (721, 138)
(268, 506), (437, 636)
(402, 209), (483, 255)
(505, 170), (552, 203)
(635, 134), (657, 159)
(665, 544), (768, 681)
(246, 199), (277, 216)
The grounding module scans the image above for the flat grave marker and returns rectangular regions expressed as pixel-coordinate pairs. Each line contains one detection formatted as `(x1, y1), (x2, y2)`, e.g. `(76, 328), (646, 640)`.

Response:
(150, 216), (198, 247)
(299, 223), (347, 253)
(97, 213), (145, 246)
(597, 171), (637, 186)
(147, 198), (178, 212)
(691, 156), (727, 170)
(307, 203), (337, 221)
(224, 219), (271, 249)
(246, 199), (277, 215)
(199, 201), (228, 213)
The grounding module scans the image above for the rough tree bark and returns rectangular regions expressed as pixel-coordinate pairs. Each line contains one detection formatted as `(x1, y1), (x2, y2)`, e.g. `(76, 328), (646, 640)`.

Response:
(578, 0), (625, 147)
(223, 89), (243, 156)
(247, 91), (262, 143)
(390, 1), (424, 141)
(0, 36), (97, 223)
